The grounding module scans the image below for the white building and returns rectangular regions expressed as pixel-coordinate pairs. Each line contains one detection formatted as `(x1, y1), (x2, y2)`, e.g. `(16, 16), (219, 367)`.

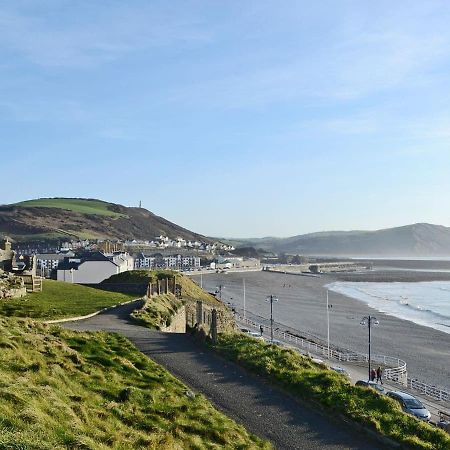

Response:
(57, 251), (134, 284)
(134, 253), (200, 271)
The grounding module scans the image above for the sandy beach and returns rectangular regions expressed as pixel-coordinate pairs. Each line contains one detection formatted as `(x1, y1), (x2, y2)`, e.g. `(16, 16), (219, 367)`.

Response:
(193, 270), (450, 388)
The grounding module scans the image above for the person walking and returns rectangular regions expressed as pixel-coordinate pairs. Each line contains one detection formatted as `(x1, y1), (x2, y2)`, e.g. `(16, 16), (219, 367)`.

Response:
(259, 325), (264, 336)
(370, 368), (376, 382)
(376, 366), (383, 384)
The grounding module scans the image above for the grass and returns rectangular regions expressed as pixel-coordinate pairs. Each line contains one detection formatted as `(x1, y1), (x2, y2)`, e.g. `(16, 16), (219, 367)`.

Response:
(211, 333), (450, 450)
(132, 294), (184, 330)
(0, 280), (136, 320)
(105, 270), (221, 305)
(15, 198), (126, 218)
(0, 317), (271, 449)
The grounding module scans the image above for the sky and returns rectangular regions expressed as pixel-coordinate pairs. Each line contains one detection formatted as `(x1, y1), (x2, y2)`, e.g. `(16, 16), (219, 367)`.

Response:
(2, 0), (450, 238)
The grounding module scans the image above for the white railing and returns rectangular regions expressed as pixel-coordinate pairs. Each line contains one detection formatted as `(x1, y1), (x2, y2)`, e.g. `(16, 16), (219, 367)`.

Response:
(407, 378), (450, 403)
(236, 314), (450, 404)
(236, 314), (408, 384)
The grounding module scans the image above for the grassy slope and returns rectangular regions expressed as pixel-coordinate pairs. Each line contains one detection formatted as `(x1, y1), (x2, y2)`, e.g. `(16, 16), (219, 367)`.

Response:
(0, 317), (270, 449)
(0, 280), (136, 320)
(212, 333), (450, 450)
(132, 293), (183, 330)
(15, 198), (125, 218)
(105, 270), (220, 305)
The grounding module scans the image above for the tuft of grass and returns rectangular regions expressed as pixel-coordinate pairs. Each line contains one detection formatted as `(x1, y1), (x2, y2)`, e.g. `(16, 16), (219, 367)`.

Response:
(212, 333), (450, 450)
(0, 280), (136, 320)
(0, 317), (271, 449)
(15, 198), (126, 218)
(132, 293), (184, 330)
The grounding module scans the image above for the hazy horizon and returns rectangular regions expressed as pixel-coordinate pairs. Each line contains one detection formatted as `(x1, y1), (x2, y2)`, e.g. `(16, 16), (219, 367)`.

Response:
(2, 1), (450, 237)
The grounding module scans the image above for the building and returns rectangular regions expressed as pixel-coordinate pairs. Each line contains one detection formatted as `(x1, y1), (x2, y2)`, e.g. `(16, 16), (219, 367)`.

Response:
(134, 253), (200, 271)
(57, 251), (134, 284)
(36, 251), (75, 277)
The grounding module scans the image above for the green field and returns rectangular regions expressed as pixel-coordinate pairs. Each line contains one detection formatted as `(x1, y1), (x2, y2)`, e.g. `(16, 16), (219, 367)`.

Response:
(0, 317), (270, 449)
(15, 198), (126, 218)
(0, 280), (136, 320)
(212, 333), (450, 450)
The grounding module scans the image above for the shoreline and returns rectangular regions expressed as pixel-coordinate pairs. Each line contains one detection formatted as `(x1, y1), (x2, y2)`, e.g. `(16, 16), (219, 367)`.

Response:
(194, 271), (450, 389)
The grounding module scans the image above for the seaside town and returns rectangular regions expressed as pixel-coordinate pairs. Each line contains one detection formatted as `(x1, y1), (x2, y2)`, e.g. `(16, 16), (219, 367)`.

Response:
(2, 2), (450, 449)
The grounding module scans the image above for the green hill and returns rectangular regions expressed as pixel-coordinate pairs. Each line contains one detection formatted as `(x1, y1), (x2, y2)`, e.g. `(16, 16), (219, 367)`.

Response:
(0, 197), (210, 243)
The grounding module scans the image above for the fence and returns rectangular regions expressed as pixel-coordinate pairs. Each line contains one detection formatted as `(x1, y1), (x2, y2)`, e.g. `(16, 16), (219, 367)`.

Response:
(236, 314), (408, 384)
(236, 313), (450, 404)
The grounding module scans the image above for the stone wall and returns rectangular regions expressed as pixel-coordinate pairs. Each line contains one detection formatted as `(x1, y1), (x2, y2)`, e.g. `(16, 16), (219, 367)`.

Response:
(0, 270), (27, 299)
(160, 305), (186, 333)
(85, 283), (148, 296)
(184, 299), (235, 335)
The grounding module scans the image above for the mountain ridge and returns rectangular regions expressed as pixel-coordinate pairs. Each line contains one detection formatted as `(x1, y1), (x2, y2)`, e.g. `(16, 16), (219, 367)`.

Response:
(229, 223), (450, 257)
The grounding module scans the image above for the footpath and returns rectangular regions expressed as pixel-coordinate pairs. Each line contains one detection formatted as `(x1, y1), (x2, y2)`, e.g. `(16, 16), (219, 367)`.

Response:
(64, 301), (387, 450)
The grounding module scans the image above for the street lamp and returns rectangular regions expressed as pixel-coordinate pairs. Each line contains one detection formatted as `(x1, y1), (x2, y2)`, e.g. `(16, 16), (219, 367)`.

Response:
(266, 295), (278, 343)
(215, 284), (225, 302)
(360, 315), (379, 381)
(326, 290), (333, 359)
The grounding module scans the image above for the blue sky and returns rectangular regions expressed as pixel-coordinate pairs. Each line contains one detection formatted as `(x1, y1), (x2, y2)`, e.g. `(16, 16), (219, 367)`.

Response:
(2, 0), (450, 237)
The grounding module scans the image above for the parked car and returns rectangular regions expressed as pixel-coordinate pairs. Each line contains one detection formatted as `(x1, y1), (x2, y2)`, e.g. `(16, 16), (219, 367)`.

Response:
(248, 331), (264, 340)
(355, 380), (385, 394)
(331, 366), (350, 378)
(437, 411), (450, 434)
(386, 391), (431, 421)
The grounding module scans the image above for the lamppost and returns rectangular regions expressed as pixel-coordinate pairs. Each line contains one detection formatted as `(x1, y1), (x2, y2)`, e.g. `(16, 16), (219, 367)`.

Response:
(326, 290), (333, 358)
(360, 315), (379, 381)
(215, 284), (225, 302)
(266, 294), (278, 343)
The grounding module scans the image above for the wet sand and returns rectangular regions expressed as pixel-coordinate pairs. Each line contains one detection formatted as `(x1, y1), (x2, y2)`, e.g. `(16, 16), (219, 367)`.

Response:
(193, 271), (450, 388)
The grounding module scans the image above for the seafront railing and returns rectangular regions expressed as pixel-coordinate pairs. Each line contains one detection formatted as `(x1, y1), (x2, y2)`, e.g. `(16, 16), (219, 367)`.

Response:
(236, 313), (407, 384)
(235, 313), (450, 404)
(407, 378), (450, 402)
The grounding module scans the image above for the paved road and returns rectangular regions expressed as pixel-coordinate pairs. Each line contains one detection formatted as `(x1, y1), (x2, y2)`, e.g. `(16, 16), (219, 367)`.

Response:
(64, 301), (387, 450)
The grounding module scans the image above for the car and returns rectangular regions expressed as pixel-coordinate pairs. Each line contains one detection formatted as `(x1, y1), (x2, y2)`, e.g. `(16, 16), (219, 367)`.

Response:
(386, 391), (431, 421)
(265, 338), (286, 347)
(355, 380), (385, 394)
(331, 366), (350, 378)
(247, 331), (264, 340)
(310, 357), (325, 366)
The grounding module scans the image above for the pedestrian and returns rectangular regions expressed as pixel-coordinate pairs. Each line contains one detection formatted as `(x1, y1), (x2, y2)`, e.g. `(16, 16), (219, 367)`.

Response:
(370, 368), (376, 382)
(259, 325), (264, 336)
(376, 366), (383, 384)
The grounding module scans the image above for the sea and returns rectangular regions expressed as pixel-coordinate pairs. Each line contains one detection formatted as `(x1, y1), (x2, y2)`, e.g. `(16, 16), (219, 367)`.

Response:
(327, 281), (450, 335)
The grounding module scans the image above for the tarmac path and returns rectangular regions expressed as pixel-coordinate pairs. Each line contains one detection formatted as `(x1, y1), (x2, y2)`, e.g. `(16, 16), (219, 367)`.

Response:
(64, 301), (386, 450)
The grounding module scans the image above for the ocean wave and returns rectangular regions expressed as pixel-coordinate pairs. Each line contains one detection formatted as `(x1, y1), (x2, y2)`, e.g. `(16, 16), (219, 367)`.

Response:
(328, 281), (450, 335)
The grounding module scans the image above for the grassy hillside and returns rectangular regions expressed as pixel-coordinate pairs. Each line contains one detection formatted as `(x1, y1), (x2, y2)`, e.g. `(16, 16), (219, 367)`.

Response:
(0, 197), (210, 243)
(0, 317), (270, 449)
(104, 270), (220, 305)
(212, 333), (450, 450)
(15, 198), (126, 218)
(0, 280), (136, 320)
(233, 223), (450, 256)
